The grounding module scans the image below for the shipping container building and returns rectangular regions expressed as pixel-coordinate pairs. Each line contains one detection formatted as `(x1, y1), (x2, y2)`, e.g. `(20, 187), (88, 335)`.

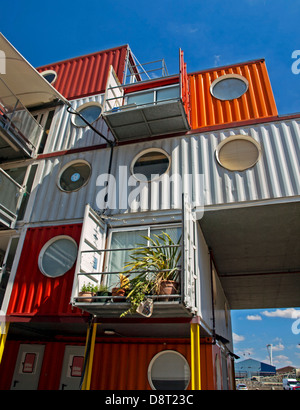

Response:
(0, 32), (299, 390)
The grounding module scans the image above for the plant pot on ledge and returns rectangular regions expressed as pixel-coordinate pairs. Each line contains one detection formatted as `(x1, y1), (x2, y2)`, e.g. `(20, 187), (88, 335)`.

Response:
(158, 279), (179, 301)
(112, 274), (130, 302)
(78, 282), (98, 303)
(112, 287), (126, 302)
(78, 291), (94, 303)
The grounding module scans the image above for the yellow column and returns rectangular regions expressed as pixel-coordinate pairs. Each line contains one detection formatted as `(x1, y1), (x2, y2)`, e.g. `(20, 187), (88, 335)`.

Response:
(81, 322), (97, 390)
(190, 322), (201, 390)
(0, 322), (9, 364)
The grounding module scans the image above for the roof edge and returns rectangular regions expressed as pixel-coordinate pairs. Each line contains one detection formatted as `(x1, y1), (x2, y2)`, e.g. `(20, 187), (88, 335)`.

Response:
(36, 44), (130, 70)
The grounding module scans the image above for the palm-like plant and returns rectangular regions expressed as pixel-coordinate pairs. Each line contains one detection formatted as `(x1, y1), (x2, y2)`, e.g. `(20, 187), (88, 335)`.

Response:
(120, 232), (182, 317)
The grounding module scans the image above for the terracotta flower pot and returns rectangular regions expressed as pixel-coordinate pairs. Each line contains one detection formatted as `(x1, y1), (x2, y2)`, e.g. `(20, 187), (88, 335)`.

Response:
(78, 291), (94, 303)
(158, 280), (179, 301)
(112, 287), (126, 302)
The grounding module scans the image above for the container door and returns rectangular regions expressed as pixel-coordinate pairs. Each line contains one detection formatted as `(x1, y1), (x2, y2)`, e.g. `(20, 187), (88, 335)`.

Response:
(71, 204), (107, 304)
(182, 194), (197, 313)
(11, 344), (45, 390)
(59, 346), (85, 390)
(179, 49), (191, 126)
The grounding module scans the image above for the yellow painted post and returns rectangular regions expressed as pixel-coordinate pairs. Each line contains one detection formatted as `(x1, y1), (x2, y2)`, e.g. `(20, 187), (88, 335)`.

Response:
(190, 323), (201, 390)
(81, 323), (97, 390)
(0, 322), (9, 364)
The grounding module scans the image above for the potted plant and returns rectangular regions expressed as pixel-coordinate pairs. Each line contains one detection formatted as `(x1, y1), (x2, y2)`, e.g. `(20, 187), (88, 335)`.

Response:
(120, 272), (154, 317)
(112, 273), (130, 301)
(120, 232), (182, 317)
(78, 282), (98, 302)
(95, 284), (110, 302)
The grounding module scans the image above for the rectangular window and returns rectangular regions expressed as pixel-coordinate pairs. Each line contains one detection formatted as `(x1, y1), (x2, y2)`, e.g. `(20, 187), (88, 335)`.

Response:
(105, 225), (181, 288)
(125, 85), (179, 107)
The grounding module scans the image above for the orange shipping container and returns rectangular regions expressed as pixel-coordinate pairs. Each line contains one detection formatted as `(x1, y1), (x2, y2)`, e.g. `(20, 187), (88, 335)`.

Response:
(188, 59), (277, 130)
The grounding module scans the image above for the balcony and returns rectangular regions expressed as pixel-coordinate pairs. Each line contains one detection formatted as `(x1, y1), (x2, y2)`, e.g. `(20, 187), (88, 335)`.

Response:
(71, 203), (197, 319)
(0, 168), (24, 228)
(0, 78), (43, 161)
(102, 51), (191, 142)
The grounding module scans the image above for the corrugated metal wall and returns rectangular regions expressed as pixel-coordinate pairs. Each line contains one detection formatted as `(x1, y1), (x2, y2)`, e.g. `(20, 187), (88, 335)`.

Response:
(44, 94), (112, 153)
(29, 117), (300, 223)
(7, 224), (85, 317)
(188, 60), (278, 129)
(40, 59), (278, 154)
(0, 338), (221, 390)
(37, 45), (128, 100)
(91, 339), (192, 390)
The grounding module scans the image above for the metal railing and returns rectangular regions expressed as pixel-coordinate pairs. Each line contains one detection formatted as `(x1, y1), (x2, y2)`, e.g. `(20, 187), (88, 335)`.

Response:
(124, 55), (169, 84)
(0, 78), (43, 150)
(0, 168), (24, 226)
(74, 244), (183, 304)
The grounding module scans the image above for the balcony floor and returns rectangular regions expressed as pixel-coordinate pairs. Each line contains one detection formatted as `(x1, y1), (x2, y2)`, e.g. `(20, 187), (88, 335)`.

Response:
(74, 299), (193, 319)
(103, 100), (190, 141)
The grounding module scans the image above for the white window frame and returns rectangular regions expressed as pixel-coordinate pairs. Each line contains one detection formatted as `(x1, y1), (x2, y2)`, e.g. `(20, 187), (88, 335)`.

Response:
(38, 235), (78, 278)
(40, 69), (58, 85)
(215, 134), (262, 171)
(210, 74), (249, 101)
(125, 84), (180, 106)
(71, 101), (102, 128)
(104, 223), (182, 286)
(57, 159), (92, 192)
(147, 350), (191, 390)
(130, 147), (171, 183)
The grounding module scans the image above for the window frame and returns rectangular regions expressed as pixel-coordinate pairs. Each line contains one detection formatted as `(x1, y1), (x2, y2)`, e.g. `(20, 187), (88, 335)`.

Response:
(125, 84), (180, 106)
(215, 134), (262, 171)
(104, 223), (182, 288)
(210, 73), (249, 101)
(71, 101), (103, 128)
(38, 235), (78, 278)
(130, 147), (171, 183)
(40, 70), (58, 85)
(147, 350), (191, 390)
(57, 159), (92, 193)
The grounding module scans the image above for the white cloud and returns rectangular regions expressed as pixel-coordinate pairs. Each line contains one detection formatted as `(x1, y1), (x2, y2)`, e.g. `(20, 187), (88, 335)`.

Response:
(214, 55), (221, 67)
(273, 355), (292, 366)
(247, 314), (262, 321)
(233, 333), (245, 343)
(272, 342), (285, 351)
(262, 308), (300, 319)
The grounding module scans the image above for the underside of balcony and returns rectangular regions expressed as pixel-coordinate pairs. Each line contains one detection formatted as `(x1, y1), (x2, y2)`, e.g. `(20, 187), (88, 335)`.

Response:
(102, 99), (190, 142)
(74, 297), (193, 318)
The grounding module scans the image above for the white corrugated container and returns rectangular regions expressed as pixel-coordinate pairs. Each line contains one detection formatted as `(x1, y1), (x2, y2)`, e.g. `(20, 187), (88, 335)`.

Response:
(27, 117), (300, 224)
(44, 94), (113, 153)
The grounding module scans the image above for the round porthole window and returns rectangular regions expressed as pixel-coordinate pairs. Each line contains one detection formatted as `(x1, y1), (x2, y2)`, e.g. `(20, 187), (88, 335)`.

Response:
(148, 350), (190, 390)
(41, 70), (57, 85)
(216, 135), (261, 171)
(210, 74), (248, 101)
(58, 160), (91, 192)
(131, 148), (170, 182)
(38, 236), (78, 278)
(72, 102), (102, 127)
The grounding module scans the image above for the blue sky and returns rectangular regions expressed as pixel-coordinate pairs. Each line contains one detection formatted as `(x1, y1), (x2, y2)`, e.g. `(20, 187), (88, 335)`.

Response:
(2, 1), (300, 368)
(232, 309), (300, 369)
(2, 0), (300, 115)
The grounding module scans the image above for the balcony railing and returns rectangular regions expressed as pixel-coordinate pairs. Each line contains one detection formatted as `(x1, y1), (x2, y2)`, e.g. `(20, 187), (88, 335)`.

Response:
(0, 78), (43, 159)
(102, 55), (190, 141)
(72, 243), (193, 318)
(0, 168), (24, 228)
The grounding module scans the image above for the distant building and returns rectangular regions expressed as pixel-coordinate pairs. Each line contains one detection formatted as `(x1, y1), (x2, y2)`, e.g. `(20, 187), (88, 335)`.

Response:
(276, 366), (296, 374)
(235, 359), (276, 378)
